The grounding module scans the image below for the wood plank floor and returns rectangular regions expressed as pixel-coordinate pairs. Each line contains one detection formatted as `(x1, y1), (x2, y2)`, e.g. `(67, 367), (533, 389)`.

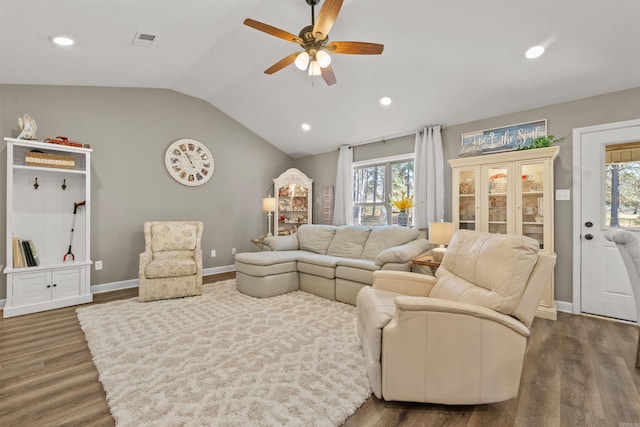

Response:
(1, 272), (639, 426)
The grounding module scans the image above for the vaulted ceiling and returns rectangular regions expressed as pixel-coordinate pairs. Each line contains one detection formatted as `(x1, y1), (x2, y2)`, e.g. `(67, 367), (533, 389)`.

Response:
(1, 0), (639, 158)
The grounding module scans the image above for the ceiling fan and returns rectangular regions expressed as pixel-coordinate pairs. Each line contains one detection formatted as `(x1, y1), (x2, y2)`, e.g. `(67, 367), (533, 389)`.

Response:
(244, 0), (384, 86)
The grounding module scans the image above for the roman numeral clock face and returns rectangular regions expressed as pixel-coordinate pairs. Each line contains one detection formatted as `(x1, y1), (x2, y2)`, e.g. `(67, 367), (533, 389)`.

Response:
(164, 139), (214, 186)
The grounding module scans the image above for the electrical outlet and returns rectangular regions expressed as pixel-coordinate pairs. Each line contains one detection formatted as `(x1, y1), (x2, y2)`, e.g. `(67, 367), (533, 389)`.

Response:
(231, 247), (236, 255)
(95, 260), (103, 271)
(211, 249), (216, 257)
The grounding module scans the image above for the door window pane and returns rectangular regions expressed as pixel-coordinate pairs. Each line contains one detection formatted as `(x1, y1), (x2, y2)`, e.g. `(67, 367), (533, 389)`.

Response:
(606, 142), (640, 228)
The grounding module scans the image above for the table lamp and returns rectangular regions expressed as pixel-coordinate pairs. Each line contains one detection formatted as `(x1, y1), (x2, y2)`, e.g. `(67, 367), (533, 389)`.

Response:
(429, 221), (455, 262)
(262, 196), (276, 237)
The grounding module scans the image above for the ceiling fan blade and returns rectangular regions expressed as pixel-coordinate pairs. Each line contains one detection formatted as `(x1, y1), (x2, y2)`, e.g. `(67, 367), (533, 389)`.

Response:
(326, 41), (384, 55)
(321, 65), (337, 86)
(264, 52), (300, 75)
(313, 0), (343, 40)
(244, 18), (303, 44)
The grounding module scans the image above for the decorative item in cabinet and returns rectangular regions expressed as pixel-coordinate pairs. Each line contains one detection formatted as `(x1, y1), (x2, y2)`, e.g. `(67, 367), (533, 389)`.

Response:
(459, 178), (474, 194)
(489, 173), (507, 193)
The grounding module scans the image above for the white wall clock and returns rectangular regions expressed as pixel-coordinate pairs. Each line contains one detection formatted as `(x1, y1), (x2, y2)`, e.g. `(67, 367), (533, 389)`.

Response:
(165, 139), (214, 186)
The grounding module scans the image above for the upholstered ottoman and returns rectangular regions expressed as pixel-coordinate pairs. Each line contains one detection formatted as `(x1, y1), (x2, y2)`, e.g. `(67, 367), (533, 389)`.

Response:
(234, 251), (305, 298)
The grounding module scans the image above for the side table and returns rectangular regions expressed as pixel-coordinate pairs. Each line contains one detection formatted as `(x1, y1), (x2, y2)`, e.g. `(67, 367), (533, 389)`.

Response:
(411, 254), (440, 276)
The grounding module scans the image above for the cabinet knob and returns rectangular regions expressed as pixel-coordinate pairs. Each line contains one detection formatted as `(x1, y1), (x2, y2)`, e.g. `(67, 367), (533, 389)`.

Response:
(46, 285), (51, 288)
(53, 284), (57, 287)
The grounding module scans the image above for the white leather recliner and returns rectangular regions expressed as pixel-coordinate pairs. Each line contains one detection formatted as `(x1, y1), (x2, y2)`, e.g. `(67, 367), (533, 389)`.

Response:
(357, 229), (556, 404)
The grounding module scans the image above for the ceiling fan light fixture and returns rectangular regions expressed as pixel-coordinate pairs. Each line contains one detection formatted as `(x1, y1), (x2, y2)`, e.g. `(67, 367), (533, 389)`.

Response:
(308, 60), (322, 76)
(316, 50), (331, 68)
(295, 51), (310, 70)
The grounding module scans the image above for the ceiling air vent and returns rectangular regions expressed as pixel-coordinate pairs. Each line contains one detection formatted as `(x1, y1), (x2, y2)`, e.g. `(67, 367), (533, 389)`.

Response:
(131, 32), (157, 47)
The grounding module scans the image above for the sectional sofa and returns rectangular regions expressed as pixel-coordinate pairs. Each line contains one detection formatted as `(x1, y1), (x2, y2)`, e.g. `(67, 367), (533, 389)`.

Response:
(234, 224), (431, 305)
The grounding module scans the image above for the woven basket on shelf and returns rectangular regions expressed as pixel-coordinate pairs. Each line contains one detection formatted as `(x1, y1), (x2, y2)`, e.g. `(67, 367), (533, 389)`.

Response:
(25, 151), (75, 169)
(490, 178), (507, 193)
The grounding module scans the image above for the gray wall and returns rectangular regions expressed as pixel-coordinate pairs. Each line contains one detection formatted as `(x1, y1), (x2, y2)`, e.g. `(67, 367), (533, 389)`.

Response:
(0, 85), (294, 299)
(296, 87), (640, 303)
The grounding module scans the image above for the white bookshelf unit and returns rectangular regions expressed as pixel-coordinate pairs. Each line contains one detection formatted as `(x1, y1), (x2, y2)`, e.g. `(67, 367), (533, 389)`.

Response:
(3, 138), (93, 317)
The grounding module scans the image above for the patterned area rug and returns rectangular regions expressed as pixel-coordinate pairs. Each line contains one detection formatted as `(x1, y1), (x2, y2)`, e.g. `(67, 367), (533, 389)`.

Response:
(76, 280), (371, 426)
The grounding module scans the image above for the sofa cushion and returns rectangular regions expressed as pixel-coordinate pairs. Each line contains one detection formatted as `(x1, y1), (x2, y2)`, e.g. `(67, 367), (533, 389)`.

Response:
(327, 226), (372, 258)
(145, 258), (196, 278)
(296, 224), (337, 254)
(336, 265), (378, 285)
(297, 254), (341, 279)
(263, 234), (299, 251)
(151, 223), (198, 251)
(431, 230), (539, 316)
(235, 250), (305, 266)
(336, 258), (380, 271)
(361, 226), (420, 260)
(153, 250), (196, 261)
(235, 260), (298, 277)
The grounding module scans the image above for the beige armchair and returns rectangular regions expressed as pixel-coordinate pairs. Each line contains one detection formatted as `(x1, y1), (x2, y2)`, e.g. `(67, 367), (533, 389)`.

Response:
(138, 221), (203, 302)
(357, 229), (556, 404)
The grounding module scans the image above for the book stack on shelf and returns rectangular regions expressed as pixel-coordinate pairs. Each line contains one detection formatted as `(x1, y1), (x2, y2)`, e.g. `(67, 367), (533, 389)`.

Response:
(12, 237), (40, 268)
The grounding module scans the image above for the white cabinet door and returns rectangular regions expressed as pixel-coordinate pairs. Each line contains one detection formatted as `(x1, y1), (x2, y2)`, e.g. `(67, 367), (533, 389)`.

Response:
(13, 270), (49, 305)
(52, 268), (82, 300)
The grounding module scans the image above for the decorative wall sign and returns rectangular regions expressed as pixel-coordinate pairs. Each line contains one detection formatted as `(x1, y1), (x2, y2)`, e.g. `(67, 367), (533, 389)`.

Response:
(461, 119), (547, 155)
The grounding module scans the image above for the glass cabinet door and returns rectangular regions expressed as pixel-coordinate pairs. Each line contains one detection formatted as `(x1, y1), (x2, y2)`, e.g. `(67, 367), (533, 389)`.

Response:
(277, 183), (309, 235)
(273, 168), (313, 236)
(454, 167), (479, 230)
(519, 161), (546, 249)
(486, 165), (511, 234)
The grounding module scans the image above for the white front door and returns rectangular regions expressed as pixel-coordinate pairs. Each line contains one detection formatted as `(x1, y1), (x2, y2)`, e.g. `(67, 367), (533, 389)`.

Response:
(578, 121), (640, 321)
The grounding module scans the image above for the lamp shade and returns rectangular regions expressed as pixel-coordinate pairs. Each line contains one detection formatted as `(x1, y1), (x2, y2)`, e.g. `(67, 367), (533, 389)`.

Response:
(295, 51), (310, 70)
(316, 50), (331, 68)
(308, 60), (321, 76)
(429, 222), (455, 246)
(262, 197), (276, 212)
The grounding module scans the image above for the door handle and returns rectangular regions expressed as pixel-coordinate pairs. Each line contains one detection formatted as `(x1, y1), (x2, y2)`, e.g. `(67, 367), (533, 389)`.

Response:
(585, 221), (593, 228)
(585, 234), (593, 240)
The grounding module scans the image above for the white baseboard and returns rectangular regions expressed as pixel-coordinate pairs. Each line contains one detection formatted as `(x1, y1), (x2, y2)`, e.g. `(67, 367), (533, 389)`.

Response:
(90, 264), (236, 295)
(556, 300), (573, 314)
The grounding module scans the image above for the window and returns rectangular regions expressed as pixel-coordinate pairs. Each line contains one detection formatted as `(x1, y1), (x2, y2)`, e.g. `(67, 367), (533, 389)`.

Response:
(353, 156), (414, 226)
(606, 142), (640, 228)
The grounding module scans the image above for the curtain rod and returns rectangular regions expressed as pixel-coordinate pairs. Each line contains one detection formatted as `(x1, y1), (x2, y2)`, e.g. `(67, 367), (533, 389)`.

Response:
(338, 125), (446, 151)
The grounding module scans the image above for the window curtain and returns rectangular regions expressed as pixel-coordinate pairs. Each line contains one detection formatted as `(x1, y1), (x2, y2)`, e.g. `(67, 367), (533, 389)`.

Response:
(333, 145), (353, 225)
(413, 125), (444, 229)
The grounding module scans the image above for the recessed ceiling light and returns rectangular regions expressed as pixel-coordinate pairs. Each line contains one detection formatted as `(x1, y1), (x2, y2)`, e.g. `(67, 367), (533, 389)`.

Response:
(49, 35), (75, 46)
(380, 96), (392, 106)
(525, 45), (544, 59)
(301, 123), (311, 131)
